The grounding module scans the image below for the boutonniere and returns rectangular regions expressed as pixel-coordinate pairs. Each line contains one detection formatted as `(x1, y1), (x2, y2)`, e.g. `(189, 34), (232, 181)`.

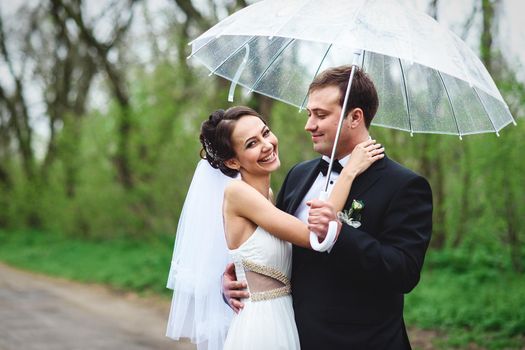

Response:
(337, 199), (364, 228)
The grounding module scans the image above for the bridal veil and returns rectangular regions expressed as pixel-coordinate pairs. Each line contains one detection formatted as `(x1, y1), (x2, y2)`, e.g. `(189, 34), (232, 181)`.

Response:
(166, 160), (234, 350)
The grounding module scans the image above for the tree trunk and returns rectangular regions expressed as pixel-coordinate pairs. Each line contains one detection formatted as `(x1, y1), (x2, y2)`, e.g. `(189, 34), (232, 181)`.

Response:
(53, 0), (136, 190)
(502, 176), (522, 272)
(39, 0), (97, 196)
(481, 0), (496, 72)
(454, 142), (471, 247)
(0, 13), (35, 181)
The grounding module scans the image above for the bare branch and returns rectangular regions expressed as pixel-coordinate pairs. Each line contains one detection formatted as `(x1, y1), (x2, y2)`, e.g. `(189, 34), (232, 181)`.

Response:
(0, 14), (18, 79)
(460, 1), (479, 41)
(173, 0), (211, 30)
(107, 0), (138, 48)
(0, 11), (36, 179)
(427, 0), (439, 20)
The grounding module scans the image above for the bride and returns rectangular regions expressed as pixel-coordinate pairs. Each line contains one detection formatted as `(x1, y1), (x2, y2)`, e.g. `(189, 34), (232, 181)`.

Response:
(166, 106), (383, 349)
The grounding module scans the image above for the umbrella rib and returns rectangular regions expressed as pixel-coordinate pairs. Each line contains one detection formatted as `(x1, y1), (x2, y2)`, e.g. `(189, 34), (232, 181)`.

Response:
(186, 36), (215, 59)
(299, 43), (333, 110)
(398, 58), (413, 135)
(437, 71), (462, 139)
(473, 87), (499, 136)
(186, 38), (214, 60)
(209, 36), (258, 75)
(249, 38), (296, 93)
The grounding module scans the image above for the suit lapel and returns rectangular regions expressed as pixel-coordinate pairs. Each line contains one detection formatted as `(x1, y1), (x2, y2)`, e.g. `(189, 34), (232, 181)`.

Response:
(345, 155), (387, 207)
(287, 159), (321, 214)
(286, 155), (388, 213)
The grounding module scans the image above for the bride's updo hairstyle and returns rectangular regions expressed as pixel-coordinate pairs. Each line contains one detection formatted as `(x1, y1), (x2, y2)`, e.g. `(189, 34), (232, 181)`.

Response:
(200, 106), (266, 178)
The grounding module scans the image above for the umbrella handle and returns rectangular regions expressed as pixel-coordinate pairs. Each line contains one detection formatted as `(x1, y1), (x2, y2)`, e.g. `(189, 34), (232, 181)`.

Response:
(309, 191), (338, 252)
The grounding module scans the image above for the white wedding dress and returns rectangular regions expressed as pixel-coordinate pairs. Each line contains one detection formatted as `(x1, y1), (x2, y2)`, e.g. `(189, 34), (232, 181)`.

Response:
(223, 226), (300, 350)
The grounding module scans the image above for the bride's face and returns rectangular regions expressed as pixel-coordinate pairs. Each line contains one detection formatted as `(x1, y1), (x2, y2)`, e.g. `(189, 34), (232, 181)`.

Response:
(226, 115), (280, 175)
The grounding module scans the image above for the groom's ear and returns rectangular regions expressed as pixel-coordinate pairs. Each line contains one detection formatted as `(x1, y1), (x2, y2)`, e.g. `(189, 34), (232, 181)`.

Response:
(348, 108), (364, 129)
(224, 158), (240, 171)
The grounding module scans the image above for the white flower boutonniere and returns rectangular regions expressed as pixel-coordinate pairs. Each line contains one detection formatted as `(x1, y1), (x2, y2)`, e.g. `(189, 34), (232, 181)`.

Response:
(337, 199), (365, 228)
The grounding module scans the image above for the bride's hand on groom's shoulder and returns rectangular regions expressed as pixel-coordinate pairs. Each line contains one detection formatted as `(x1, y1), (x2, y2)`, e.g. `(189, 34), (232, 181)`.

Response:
(222, 263), (249, 313)
(345, 139), (385, 177)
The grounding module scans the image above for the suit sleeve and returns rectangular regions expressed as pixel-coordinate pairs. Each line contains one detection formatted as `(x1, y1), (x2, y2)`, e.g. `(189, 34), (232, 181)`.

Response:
(275, 163), (298, 211)
(331, 175), (433, 293)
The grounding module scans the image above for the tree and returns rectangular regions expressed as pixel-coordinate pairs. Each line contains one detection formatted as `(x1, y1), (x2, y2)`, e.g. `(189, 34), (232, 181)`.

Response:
(171, 0), (275, 123)
(51, 0), (138, 190)
(0, 12), (35, 182)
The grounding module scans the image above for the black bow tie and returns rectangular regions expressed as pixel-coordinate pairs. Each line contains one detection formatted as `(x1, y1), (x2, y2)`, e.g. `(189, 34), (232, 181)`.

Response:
(318, 158), (343, 176)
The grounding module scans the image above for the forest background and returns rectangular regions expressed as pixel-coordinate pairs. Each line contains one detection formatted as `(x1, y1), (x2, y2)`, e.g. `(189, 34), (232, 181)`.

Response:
(0, 0), (524, 349)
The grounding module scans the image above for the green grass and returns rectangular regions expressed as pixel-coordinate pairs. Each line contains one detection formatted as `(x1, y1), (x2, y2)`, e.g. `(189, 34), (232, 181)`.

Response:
(0, 229), (174, 296)
(1, 230), (524, 349)
(405, 249), (525, 349)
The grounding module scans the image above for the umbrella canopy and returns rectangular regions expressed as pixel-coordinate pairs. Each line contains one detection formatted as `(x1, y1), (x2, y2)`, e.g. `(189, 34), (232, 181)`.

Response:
(189, 0), (516, 137)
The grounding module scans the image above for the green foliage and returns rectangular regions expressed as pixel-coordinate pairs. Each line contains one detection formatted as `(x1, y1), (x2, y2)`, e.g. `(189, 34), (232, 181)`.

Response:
(0, 229), (174, 296)
(269, 103), (317, 189)
(406, 248), (525, 349)
(0, 61), (226, 238)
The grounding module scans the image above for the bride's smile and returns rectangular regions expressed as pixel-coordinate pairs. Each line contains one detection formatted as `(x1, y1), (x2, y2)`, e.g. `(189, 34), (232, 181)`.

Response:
(259, 151), (277, 164)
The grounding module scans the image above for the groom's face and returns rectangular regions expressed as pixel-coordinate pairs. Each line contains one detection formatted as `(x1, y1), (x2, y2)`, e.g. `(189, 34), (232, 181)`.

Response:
(305, 85), (353, 158)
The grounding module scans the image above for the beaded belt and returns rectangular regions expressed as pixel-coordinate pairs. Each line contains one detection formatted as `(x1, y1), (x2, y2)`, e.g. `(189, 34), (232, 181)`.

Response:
(242, 259), (291, 302)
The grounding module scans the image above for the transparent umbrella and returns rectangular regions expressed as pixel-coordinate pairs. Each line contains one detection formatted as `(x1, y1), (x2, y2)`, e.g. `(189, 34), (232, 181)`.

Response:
(189, 0), (516, 138)
(188, 0), (517, 251)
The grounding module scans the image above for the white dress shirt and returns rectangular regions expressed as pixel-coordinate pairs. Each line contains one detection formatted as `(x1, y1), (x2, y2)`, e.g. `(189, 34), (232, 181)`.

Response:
(294, 154), (350, 224)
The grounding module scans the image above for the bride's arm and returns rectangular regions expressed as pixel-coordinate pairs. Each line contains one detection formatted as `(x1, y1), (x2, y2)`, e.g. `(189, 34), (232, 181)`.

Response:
(225, 141), (384, 249)
(225, 180), (316, 249)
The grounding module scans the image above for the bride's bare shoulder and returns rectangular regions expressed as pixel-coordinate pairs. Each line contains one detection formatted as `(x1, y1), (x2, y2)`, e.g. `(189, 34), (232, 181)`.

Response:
(225, 179), (251, 196)
(224, 180), (259, 202)
(225, 178), (245, 191)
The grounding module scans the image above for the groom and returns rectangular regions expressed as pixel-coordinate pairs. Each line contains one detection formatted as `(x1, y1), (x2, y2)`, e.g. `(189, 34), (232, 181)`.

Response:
(224, 66), (433, 349)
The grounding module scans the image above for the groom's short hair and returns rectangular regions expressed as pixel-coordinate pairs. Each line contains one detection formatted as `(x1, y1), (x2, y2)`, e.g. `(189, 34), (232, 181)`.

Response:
(308, 66), (379, 128)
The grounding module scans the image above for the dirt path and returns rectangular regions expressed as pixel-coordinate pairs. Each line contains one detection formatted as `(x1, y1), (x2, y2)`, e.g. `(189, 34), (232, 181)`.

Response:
(0, 262), (444, 350)
(0, 263), (195, 350)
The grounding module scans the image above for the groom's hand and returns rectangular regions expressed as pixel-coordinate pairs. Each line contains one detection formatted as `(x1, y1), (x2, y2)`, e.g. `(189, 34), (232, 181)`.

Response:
(222, 263), (249, 313)
(307, 199), (341, 241)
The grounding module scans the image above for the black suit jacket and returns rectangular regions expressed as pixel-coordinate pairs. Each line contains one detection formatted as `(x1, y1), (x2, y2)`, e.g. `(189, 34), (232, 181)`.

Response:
(276, 155), (432, 350)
